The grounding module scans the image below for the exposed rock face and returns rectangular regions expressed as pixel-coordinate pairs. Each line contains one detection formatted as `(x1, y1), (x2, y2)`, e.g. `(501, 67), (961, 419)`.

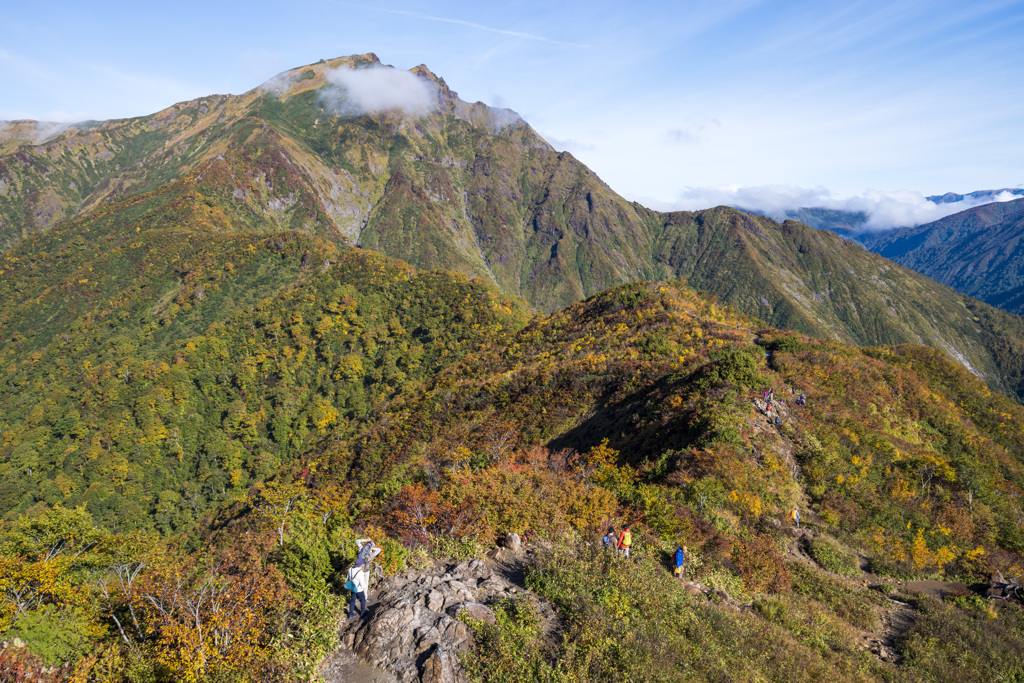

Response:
(327, 558), (540, 683)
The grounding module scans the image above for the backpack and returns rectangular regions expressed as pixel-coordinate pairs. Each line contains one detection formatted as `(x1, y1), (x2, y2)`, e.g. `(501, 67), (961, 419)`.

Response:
(344, 565), (358, 592)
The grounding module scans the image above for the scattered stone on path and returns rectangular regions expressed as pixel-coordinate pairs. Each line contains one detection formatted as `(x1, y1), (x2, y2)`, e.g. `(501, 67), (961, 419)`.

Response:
(501, 532), (522, 553)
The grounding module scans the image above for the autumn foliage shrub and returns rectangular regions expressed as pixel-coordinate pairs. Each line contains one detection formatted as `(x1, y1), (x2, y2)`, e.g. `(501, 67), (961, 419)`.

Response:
(126, 543), (290, 682)
(732, 534), (791, 594)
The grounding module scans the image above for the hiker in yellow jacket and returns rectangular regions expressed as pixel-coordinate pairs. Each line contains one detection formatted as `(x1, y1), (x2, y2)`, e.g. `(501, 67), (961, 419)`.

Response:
(791, 507), (800, 529)
(617, 526), (632, 558)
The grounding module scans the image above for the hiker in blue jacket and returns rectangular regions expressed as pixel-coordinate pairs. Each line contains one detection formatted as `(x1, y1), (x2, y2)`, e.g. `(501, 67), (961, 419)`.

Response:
(674, 545), (687, 579)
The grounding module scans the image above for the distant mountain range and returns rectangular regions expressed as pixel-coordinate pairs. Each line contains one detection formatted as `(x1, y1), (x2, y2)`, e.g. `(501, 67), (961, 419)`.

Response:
(862, 197), (1024, 314)
(926, 188), (1024, 205)
(744, 188), (1024, 240)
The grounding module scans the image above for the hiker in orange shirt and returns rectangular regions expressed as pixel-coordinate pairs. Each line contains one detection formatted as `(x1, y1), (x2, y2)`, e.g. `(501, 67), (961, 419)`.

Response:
(617, 526), (632, 558)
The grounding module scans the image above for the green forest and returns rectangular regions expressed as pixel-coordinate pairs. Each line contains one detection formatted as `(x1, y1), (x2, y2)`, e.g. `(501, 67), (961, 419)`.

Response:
(2, 247), (1024, 680)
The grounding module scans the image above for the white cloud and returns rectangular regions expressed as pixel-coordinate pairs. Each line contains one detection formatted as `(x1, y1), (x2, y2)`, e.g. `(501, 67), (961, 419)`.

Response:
(257, 72), (293, 97)
(321, 65), (437, 117)
(665, 120), (721, 145)
(0, 120), (80, 145)
(666, 184), (1024, 231)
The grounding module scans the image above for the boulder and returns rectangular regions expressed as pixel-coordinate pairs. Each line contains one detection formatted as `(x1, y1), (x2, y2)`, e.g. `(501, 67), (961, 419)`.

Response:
(420, 644), (467, 683)
(426, 590), (445, 612)
(501, 532), (522, 553)
(478, 578), (505, 594)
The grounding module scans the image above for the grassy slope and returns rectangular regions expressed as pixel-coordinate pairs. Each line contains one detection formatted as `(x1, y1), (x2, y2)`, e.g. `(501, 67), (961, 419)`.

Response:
(309, 278), (1024, 681)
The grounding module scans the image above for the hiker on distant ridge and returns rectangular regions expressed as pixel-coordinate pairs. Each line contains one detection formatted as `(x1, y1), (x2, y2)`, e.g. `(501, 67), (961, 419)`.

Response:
(791, 507), (800, 529)
(617, 526), (633, 558)
(674, 545), (687, 579)
(346, 558), (371, 619)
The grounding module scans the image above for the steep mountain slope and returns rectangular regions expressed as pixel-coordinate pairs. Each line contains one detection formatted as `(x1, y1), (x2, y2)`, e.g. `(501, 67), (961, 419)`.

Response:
(0, 249), (527, 529)
(863, 198), (1024, 313)
(7, 265), (1024, 680)
(5, 55), (1024, 404)
(314, 278), (1024, 681)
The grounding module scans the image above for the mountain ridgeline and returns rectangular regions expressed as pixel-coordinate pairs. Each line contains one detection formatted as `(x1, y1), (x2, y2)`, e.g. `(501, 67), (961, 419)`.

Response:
(4, 55), (1024, 403)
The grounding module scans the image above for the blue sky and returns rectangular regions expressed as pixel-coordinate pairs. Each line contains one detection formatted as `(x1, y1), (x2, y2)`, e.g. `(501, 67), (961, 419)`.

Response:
(3, 0), (1023, 224)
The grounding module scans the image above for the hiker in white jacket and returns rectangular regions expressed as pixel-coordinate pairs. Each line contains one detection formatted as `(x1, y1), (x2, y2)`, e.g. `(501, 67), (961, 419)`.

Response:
(347, 559), (371, 619)
(355, 538), (382, 563)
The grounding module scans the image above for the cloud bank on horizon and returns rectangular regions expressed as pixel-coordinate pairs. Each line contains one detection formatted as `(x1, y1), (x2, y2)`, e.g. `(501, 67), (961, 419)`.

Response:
(662, 186), (1024, 231)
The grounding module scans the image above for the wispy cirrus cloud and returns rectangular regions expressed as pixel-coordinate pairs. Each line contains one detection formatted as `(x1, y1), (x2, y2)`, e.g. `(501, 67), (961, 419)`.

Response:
(332, 2), (591, 47)
(665, 119), (721, 145)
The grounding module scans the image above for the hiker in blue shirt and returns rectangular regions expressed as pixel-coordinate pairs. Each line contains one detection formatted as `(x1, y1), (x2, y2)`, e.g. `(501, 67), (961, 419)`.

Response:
(602, 527), (617, 553)
(674, 545), (687, 579)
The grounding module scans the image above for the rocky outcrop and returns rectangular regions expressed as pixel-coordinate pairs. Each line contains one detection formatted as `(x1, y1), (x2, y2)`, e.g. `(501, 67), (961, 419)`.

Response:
(985, 571), (1023, 600)
(326, 557), (549, 683)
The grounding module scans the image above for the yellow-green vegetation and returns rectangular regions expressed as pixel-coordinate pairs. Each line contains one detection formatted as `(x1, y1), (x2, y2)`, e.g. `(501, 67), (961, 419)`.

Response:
(808, 536), (861, 577)
(0, 263), (1023, 679)
(4, 55), (1024, 681)
(0, 249), (526, 529)
(466, 549), (885, 682)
